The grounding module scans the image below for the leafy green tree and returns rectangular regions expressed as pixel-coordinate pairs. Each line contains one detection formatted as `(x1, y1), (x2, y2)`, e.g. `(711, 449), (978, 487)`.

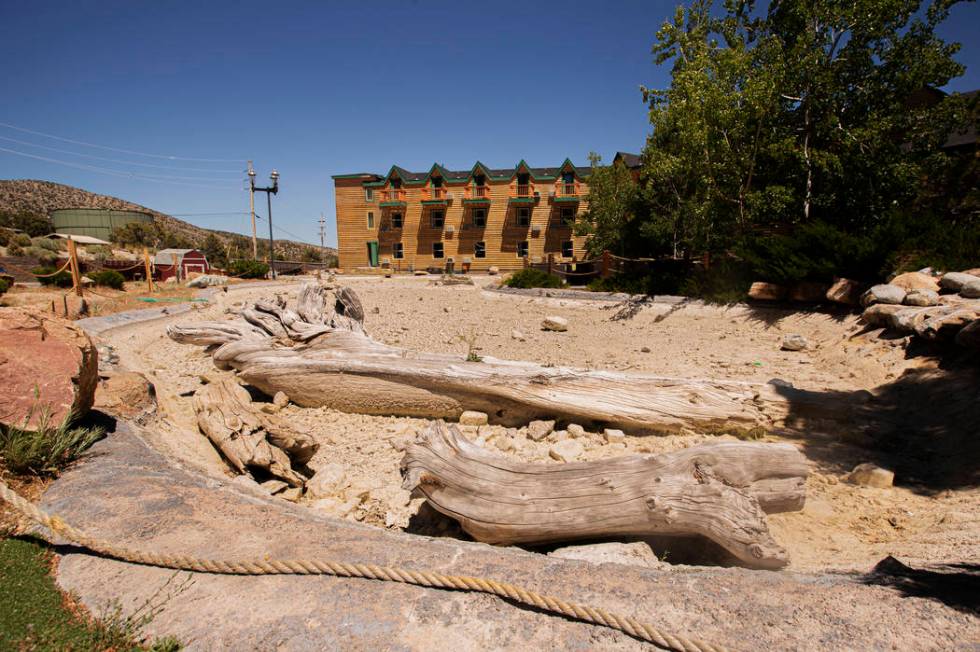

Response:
(575, 153), (641, 257)
(201, 233), (227, 268)
(0, 211), (52, 237)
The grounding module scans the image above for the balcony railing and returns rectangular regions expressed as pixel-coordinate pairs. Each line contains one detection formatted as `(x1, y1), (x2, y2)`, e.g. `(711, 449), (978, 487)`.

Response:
(380, 188), (406, 203)
(554, 181), (582, 198)
(509, 182), (536, 200)
(420, 186), (449, 202)
(464, 185), (491, 201)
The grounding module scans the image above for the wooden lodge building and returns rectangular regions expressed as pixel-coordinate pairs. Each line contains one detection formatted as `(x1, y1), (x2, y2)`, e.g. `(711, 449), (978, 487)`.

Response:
(331, 154), (640, 273)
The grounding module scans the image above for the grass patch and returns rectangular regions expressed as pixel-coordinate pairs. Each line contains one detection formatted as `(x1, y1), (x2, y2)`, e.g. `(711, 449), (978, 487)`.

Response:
(504, 268), (564, 289)
(0, 537), (183, 651)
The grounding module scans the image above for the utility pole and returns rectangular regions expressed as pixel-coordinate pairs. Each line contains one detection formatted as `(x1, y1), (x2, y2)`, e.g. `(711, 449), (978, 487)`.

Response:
(252, 169), (280, 279)
(319, 213), (327, 264)
(247, 161), (257, 260)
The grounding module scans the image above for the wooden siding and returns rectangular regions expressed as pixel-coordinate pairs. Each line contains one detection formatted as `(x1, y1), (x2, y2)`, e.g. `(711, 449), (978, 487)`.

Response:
(334, 176), (591, 272)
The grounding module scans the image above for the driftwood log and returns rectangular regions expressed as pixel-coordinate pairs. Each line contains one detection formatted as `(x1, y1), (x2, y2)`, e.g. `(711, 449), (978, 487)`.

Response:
(193, 378), (318, 486)
(168, 283), (832, 435)
(401, 422), (808, 569)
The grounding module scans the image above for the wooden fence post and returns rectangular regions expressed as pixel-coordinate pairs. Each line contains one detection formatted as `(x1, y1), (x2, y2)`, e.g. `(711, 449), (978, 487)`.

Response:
(601, 250), (611, 279)
(547, 254), (553, 276)
(66, 238), (83, 297)
(143, 248), (155, 293)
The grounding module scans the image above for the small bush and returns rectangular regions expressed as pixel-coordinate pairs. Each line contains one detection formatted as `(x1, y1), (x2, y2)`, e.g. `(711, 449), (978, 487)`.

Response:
(32, 266), (73, 288)
(505, 268), (563, 289)
(30, 237), (63, 252)
(227, 259), (270, 279)
(0, 408), (104, 477)
(12, 233), (31, 247)
(0, 278), (10, 296)
(24, 246), (59, 264)
(0, 228), (12, 247)
(5, 241), (24, 257)
(89, 269), (125, 290)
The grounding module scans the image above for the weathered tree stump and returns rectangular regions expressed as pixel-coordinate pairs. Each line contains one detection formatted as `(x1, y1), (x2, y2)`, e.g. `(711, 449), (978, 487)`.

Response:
(168, 284), (831, 435)
(401, 422), (808, 569)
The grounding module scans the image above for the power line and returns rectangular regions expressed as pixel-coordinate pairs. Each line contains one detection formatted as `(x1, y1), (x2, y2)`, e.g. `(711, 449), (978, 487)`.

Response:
(0, 121), (244, 163)
(0, 135), (243, 173)
(0, 146), (243, 190)
(169, 211), (251, 216)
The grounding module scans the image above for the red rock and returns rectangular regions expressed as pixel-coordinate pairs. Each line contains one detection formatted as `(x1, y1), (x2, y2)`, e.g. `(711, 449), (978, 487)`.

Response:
(825, 278), (864, 305)
(789, 281), (830, 303)
(93, 371), (155, 418)
(889, 272), (940, 293)
(748, 282), (787, 301)
(0, 307), (98, 430)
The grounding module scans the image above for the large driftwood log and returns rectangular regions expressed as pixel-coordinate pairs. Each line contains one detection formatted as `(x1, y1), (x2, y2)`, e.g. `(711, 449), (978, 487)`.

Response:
(168, 284), (834, 434)
(401, 422), (808, 569)
(193, 379), (318, 486)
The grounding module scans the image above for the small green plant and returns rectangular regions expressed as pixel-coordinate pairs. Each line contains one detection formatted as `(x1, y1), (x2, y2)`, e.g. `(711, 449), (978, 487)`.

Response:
(456, 328), (483, 362)
(32, 265), (73, 288)
(227, 259), (270, 279)
(505, 268), (563, 289)
(0, 407), (104, 477)
(89, 269), (126, 290)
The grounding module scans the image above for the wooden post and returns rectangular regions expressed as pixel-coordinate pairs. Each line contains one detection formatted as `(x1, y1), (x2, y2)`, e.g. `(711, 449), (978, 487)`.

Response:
(66, 238), (83, 297)
(547, 254), (553, 276)
(62, 294), (68, 316)
(143, 248), (155, 293)
(601, 250), (611, 279)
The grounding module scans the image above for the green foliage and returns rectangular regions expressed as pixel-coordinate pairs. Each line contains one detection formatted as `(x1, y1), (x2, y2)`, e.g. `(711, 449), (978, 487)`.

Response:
(13, 233), (31, 247)
(110, 222), (191, 250)
(0, 211), (52, 237)
(91, 244), (114, 262)
(0, 278), (10, 296)
(32, 266), (73, 288)
(89, 269), (126, 290)
(227, 259), (270, 279)
(5, 241), (25, 257)
(24, 246), (59, 265)
(577, 153), (642, 257)
(504, 268), (564, 289)
(30, 237), (63, 252)
(201, 233), (227, 269)
(0, 408), (104, 477)
(0, 538), (184, 651)
(0, 228), (12, 247)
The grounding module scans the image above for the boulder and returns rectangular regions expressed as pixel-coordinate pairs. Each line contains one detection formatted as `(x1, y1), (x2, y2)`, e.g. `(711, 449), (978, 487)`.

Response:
(603, 428), (626, 444)
(903, 289), (939, 307)
(825, 278), (863, 305)
(306, 463), (348, 499)
(939, 272), (980, 292)
(488, 266), (500, 275)
(914, 308), (979, 341)
(93, 371), (155, 418)
(961, 268), (980, 277)
(889, 272), (940, 293)
(0, 307), (98, 430)
(459, 410), (489, 426)
(780, 334), (808, 351)
(187, 274), (229, 288)
(273, 391), (290, 409)
(542, 316), (568, 332)
(549, 439), (584, 462)
(861, 284), (906, 307)
(788, 282), (830, 303)
(846, 463), (894, 489)
(886, 307), (946, 334)
(526, 419), (555, 441)
(748, 282), (787, 301)
(960, 279), (980, 299)
(955, 320), (980, 349)
(860, 303), (904, 327)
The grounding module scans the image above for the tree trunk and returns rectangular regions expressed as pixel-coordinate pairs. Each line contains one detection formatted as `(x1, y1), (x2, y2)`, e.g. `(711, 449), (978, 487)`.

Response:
(168, 284), (836, 435)
(401, 422), (807, 569)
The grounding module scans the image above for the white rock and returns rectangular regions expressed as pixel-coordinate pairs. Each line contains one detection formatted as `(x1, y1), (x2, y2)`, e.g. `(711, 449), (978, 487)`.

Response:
(549, 439), (584, 462)
(566, 423), (586, 438)
(526, 420), (555, 441)
(960, 279), (980, 299)
(306, 462), (348, 499)
(903, 289), (940, 306)
(495, 436), (514, 452)
(511, 329), (526, 341)
(781, 334), (808, 351)
(273, 391), (290, 409)
(488, 266), (500, 275)
(846, 463), (894, 488)
(310, 497), (358, 517)
(861, 284), (906, 307)
(940, 272), (980, 292)
(186, 274), (229, 288)
(459, 410), (489, 426)
(603, 428), (626, 444)
(548, 542), (669, 570)
(542, 316), (568, 332)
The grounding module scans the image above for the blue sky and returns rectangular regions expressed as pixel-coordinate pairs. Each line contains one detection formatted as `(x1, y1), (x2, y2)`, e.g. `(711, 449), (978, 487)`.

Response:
(1, 1), (978, 248)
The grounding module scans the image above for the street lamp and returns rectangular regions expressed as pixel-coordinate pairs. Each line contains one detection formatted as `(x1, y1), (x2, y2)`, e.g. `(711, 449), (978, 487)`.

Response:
(252, 169), (279, 279)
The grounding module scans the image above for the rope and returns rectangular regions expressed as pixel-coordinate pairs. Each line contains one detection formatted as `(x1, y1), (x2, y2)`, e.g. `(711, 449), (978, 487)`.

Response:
(0, 477), (726, 652)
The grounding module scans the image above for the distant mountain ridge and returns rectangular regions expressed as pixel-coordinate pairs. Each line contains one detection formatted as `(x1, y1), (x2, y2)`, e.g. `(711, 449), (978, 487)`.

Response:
(0, 179), (335, 259)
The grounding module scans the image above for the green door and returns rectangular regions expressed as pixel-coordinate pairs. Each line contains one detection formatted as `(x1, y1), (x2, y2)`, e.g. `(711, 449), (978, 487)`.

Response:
(367, 241), (379, 267)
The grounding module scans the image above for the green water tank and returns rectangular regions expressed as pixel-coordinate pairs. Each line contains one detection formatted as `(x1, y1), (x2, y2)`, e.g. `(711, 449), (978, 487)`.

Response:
(51, 208), (154, 241)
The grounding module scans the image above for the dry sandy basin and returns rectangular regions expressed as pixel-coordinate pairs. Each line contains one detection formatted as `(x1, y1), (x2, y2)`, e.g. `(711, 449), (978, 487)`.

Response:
(103, 275), (979, 574)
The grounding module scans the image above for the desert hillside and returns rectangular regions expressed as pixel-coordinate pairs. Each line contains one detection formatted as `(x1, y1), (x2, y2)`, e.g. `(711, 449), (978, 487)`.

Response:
(0, 179), (335, 260)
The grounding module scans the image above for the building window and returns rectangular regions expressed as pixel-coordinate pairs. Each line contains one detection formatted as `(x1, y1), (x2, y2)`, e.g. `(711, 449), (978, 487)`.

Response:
(561, 240), (574, 258)
(473, 208), (486, 228)
(517, 241), (529, 258)
(365, 188), (374, 202)
(431, 210), (444, 229)
(393, 242), (404, 259)
(432, 242), (444, 258)
(475, 241), (486, 258)
(366, 211), (375, 229)
(560, 206), (575, 225)
(391, 213), (403, 228)
(517, 207), (530, 227)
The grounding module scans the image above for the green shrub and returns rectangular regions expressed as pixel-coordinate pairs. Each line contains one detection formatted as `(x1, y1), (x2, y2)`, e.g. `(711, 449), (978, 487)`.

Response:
(0, 228), (12, 247)
(227, 259), (270, 279)
(0, 278), (10, 296)
(89, 269), (125, 290)
(5, 241), (24, 256)
(504, 268), (563, 289)
(24, 246), (59, 265)
(12, 233), (31, 247)
(30, 237), (63, 252)
(0, 408), (104, 477)
(32, 266), (73, 288)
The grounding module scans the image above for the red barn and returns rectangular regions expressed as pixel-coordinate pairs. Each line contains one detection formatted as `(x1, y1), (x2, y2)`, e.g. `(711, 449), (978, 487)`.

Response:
(154, 248), (210, 281)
